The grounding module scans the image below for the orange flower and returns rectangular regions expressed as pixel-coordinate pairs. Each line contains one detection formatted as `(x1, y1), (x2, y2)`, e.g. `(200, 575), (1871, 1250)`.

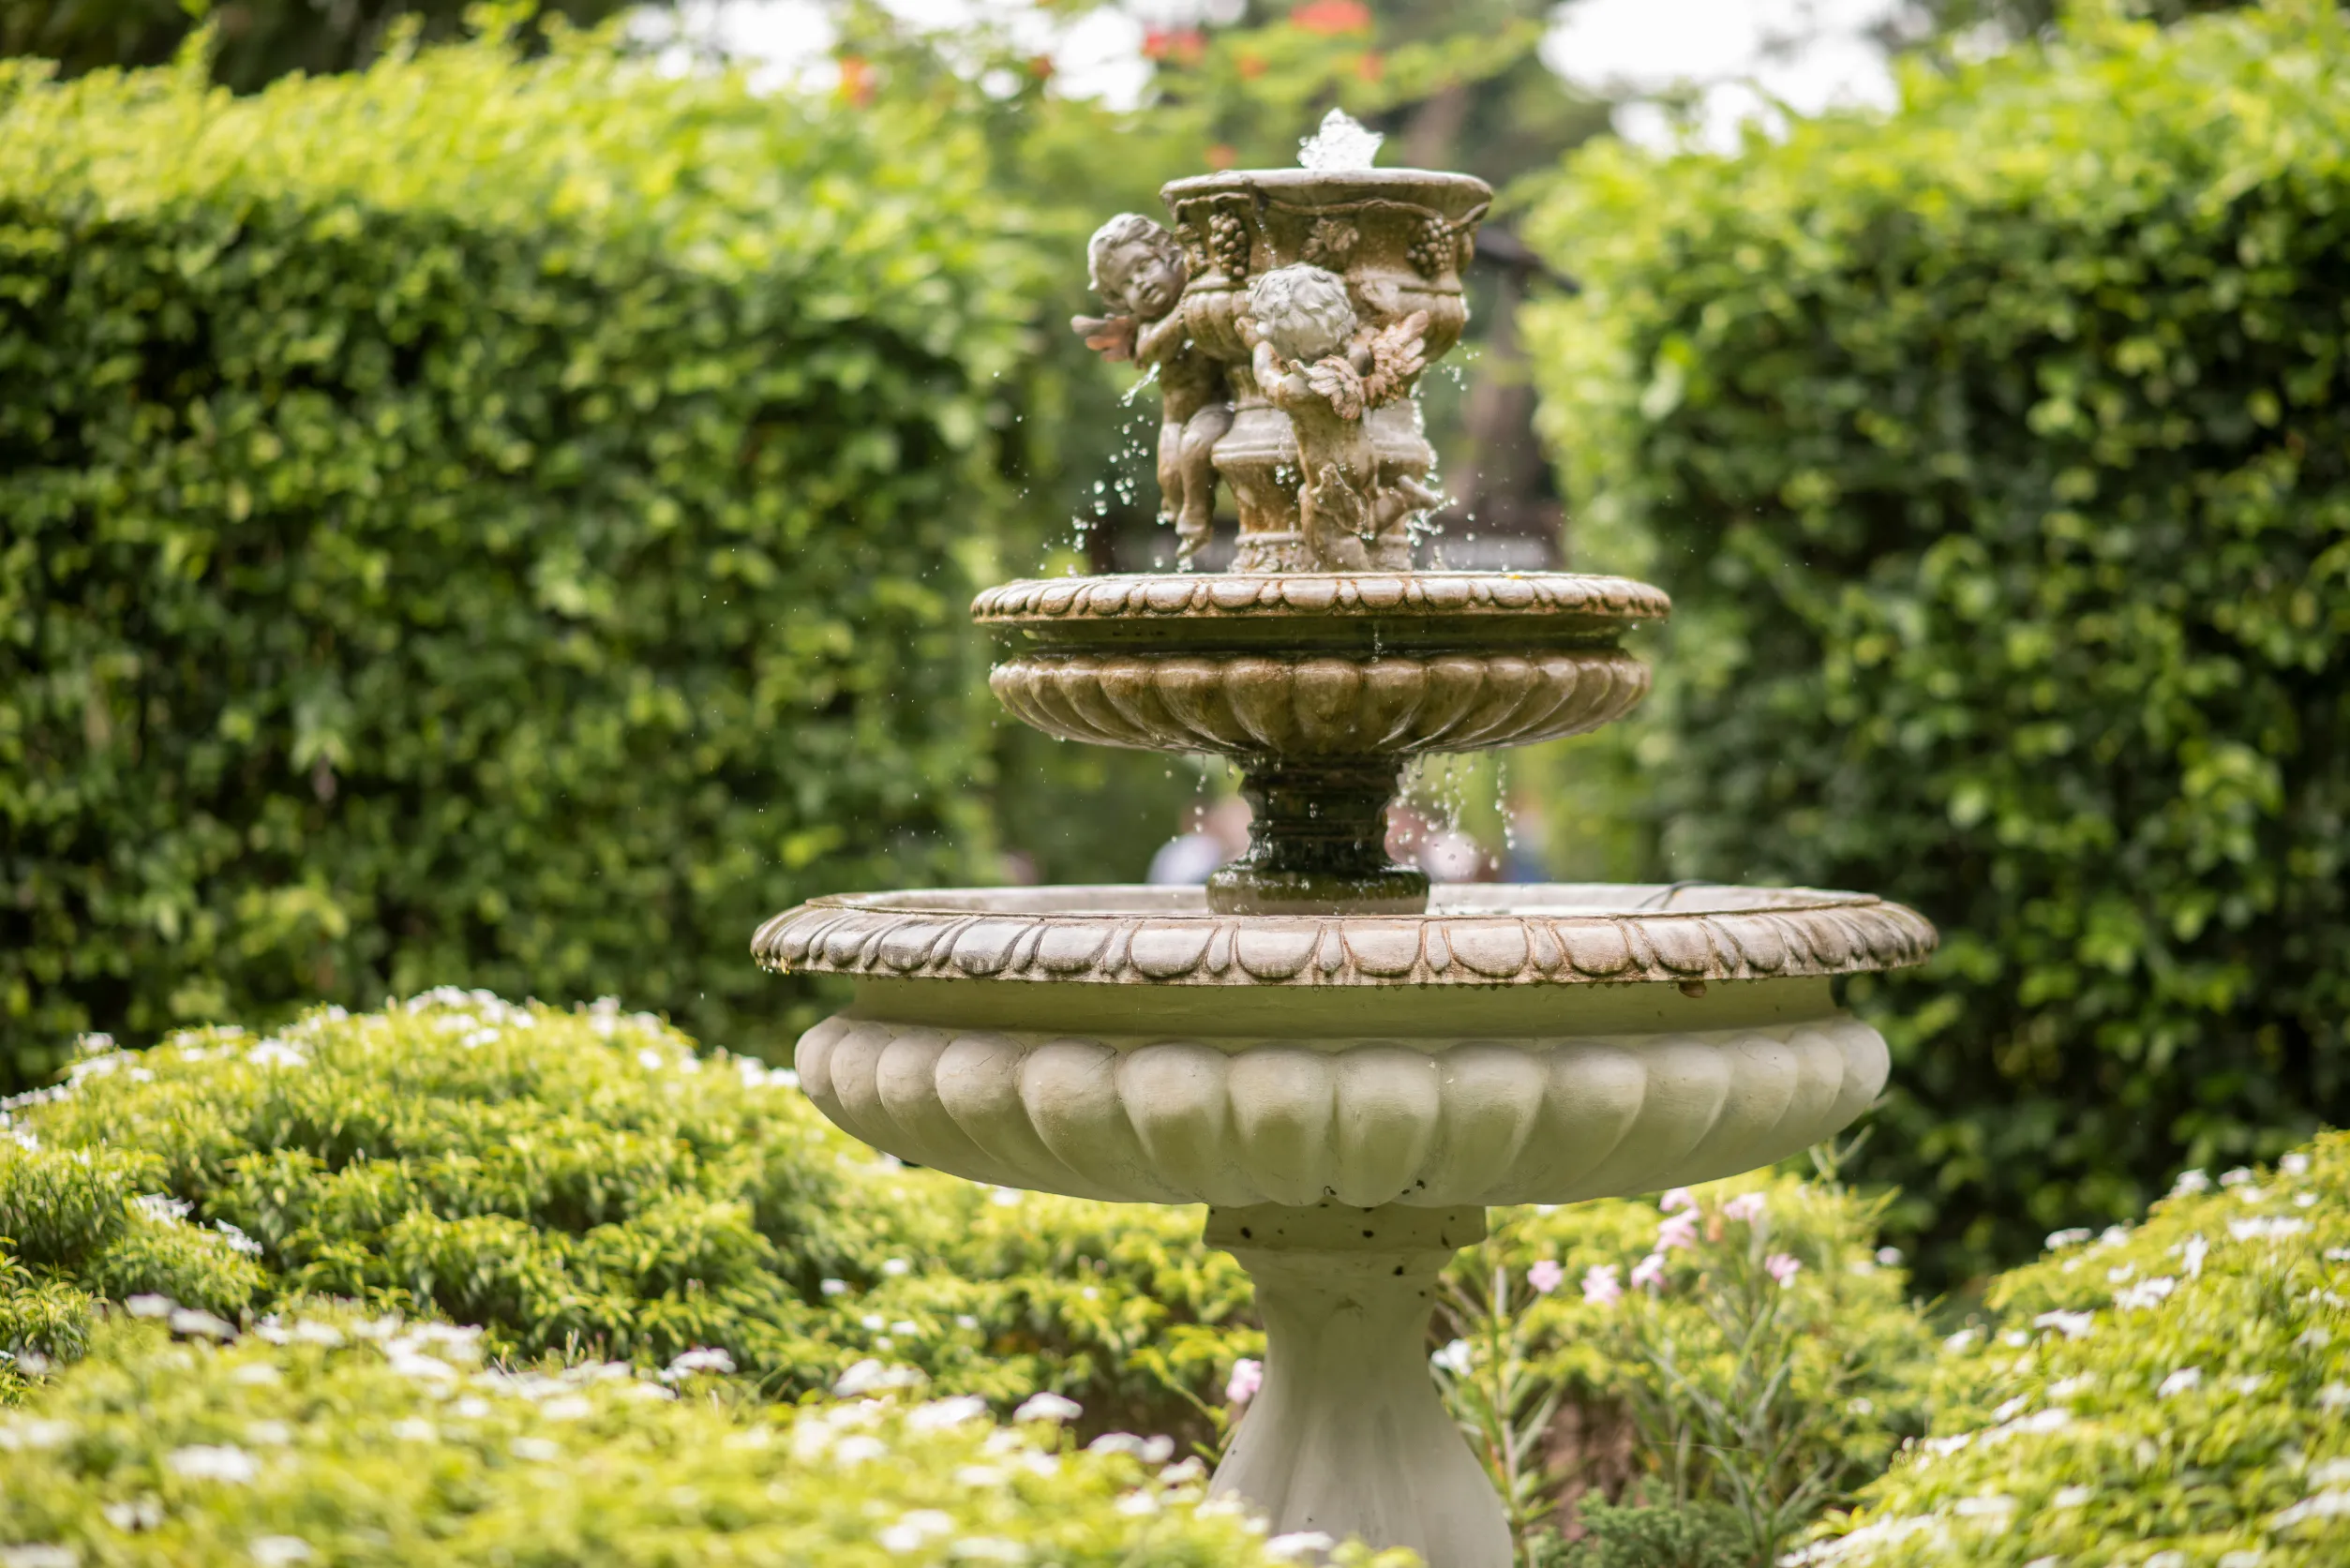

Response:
(1027, 53), (1055, 79)
(836, 54), (875, 108)
(1290, 0), (1371, 37)
(1206, 143), (1239, 170)
(1355, 50), (1383, 82)
(1143, 27), (1205, 65)
(1235, 51), (1267, 79)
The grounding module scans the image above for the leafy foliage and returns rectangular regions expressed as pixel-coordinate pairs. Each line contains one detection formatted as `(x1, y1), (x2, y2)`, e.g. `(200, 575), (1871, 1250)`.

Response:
(0, 37), (1027, 1090)
(1525, 0), (2350, 1283)
(0, 1306), (1367, 1568)
(0, 995), (1256, 1438)
(1796, 1133), (2350, 1565)
(0, 0), (633, 92)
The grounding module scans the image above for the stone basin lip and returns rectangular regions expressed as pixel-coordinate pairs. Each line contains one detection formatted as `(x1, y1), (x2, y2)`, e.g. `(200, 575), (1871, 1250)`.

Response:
(752, 881), (1937, 989)
(971, 572), (1670, 656)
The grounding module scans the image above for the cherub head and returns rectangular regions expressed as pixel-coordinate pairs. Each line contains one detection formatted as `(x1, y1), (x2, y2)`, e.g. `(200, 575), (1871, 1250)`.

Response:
(1087, 214), (1189, 321)
(1247, 264), (1356, 364)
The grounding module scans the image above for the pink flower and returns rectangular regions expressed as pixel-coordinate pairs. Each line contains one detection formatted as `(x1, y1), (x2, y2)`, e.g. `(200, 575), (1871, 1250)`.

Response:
(1659, 1187), (1697, 1214)
(1528, 1259), (1566, 1295)
(1723, 1192), (1767, 1224)
(1655, 1212), (1699, 1252)
(1629, 1253), (1669, 1292)
(1765, 1253), (1802, 1289)
(1226, 1357), (1263, 1403)
(1580, 1263), (1623, 1307)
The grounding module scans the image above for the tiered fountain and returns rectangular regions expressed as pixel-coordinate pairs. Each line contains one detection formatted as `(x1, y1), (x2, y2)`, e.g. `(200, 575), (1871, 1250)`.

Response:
(756, 114), (1935, 1568)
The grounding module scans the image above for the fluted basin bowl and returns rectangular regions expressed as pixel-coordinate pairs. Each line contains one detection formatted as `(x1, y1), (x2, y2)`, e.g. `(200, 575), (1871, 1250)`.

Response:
(974, 573), (1666, 759)
(756, 883), (1933, 1209)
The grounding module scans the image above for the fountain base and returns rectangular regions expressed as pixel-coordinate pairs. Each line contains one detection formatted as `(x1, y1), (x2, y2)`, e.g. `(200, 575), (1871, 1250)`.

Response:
(1207, 1202), (1507, 1568)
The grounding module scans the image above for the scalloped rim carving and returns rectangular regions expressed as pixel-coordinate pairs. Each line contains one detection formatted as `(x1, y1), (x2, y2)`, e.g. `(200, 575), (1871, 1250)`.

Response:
(970, 573), (1672, 627)
(753, 884), (1938, 989)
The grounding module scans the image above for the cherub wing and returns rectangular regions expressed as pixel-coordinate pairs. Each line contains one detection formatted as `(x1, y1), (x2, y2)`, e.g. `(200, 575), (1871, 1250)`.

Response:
(1070, 313), (1139, 363)
(1360, 309), (1430, 406)
(1303, 355), (1367, 421)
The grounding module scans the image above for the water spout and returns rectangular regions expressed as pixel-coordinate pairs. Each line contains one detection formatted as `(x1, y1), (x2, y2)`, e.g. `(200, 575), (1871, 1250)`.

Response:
(1297, 108), (1384, 172)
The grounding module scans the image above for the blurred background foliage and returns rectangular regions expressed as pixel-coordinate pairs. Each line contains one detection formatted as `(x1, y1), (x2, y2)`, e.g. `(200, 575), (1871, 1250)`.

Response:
(3, 0), (2344, 1301)
(1525, 0), (2350, 1284)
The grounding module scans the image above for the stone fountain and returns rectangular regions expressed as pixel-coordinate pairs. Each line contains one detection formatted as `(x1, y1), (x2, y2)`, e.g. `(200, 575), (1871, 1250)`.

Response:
(755, 113), (1935, 1568)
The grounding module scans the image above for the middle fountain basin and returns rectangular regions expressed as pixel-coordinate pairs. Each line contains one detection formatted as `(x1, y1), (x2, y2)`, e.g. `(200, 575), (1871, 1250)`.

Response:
(760, 883), (1928, 1209)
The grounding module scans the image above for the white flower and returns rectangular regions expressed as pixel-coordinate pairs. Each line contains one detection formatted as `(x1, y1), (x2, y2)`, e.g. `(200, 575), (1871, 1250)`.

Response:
(0, 1418), (73, 1452)
(1265, 1531), (1336, 1562)
(2180, 1233), (2208, 1277)
(2051, 1486), (2094, 1508)
(2032, 1310), (2094, 1340)
(167, 1444), (261, 1484)
(2229, 1216), (2306, 1242)
(244, 1421), (292, 1446)
(908, 1396), (988, 1432)
(135, 1194), (193, 1224)
(2315, 1383), (2350, 1411)
(249, 1537), (313, 1567)
(0, 1546), (78, 1568)
(1429, 1338), (1474, 1376)
(831, 1359), (921, 1397)
(2272, 1489), (2350, 1529)
(882, 1258), (911, 1277)
(1115, 1492), (1160, 1516)
(537, 1396), (592, 1421)
(170, 1307), (236, 1340)
(820, 1278), (850, 1296)
(1013, 1392), (1083, 1423)
(834, 1435), (889, 1465)
(2145, 1553), (2187, 1568)
(879, 1510), (955, 1552)
(2044, 1228), (2092, 1250)
(245, 1039), (308, 1070)
(2156, 1367), (2202, 1398)
(2221, 1167), (2256, 1187)
(390, 1418), (436, 1441)
(510, 1438), (561, 1462)
(102, 1499), (162, 1531)
(660, 1347), (737, 1381)
(2282, 1153), (2312, 1176)
(125, 1294), (174, 1320)
(2115, 1276), (2177, 1310)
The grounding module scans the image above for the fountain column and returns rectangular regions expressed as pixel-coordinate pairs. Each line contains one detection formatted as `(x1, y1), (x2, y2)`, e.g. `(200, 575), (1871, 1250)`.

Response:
(1207, 1202), (1508, 1568)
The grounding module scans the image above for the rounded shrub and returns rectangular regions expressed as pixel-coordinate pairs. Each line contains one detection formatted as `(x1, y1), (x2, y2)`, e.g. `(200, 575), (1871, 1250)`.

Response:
(1796, 1132), (2350, 1565)
(0, 995), (1255, 1436)
(0, 36), (1029, 1091)
(1526, 1), (2350, 1281)
(0, 1305), (1364, 1568)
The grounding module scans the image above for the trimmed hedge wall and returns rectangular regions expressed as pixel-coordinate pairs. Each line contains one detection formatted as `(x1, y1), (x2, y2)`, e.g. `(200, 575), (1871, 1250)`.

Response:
(1527, 2), (2350, 1282)
(0, 41), (1025, 1089)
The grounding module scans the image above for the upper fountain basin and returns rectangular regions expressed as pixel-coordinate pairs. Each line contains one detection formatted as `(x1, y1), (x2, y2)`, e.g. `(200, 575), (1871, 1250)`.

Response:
(975, 572), (1666, 759)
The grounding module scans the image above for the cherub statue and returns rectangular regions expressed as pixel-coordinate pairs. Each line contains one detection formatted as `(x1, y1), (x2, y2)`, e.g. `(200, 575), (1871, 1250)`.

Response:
(1241, 264), (1440, 571)
(1071, 214), (1233, 567)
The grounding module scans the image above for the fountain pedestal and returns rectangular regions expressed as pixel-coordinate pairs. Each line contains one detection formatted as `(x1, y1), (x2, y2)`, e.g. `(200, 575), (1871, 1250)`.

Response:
(1207, 1202), (1507, 1568)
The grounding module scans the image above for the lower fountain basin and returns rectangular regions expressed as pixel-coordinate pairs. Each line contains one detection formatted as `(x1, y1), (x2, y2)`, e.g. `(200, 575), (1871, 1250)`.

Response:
(758, 884), (1932, 1208)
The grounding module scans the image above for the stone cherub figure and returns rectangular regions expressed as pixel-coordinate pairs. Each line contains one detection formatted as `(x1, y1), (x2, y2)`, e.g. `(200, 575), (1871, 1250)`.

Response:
(1071, 214), (1234, 567)
(1241, 263), (1441, 571)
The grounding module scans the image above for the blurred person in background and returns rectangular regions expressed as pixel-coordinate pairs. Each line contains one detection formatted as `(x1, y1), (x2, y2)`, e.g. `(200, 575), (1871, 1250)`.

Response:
(1146, 795), (1252, 885)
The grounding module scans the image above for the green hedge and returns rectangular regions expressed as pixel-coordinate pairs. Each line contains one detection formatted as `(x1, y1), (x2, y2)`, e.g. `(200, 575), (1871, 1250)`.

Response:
(0, 38), (1028, 1091)
(1526, 1), (2350, 1283)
